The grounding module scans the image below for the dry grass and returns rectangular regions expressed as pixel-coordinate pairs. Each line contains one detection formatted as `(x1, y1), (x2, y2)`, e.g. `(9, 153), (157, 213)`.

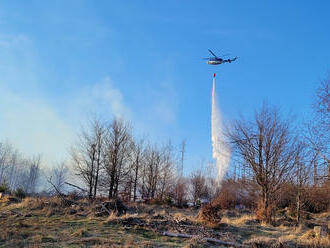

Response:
(0, 194), (10, 202)
(274, 223), (330, 248)
(194, 215), (218, 228)
(71, 227), (90, 237)
(298, 230), (330, 247)
(183, 235), (207, 248)
(245, 236), (278, 246)
(1, 196), (329, 247)
(173, 212), (190, 222)
(315, 211), (330, 220)
(106, 212), (141, 222)
(221, 213), (256, 226)
(123, 237), (135, 247)
(20, 197), (46, 209)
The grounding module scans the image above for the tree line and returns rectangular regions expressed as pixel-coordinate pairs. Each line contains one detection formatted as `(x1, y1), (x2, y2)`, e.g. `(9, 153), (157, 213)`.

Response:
(70, 118), (217, 205)
(0, 77), (328, 224)
(0, 142), (41, 195)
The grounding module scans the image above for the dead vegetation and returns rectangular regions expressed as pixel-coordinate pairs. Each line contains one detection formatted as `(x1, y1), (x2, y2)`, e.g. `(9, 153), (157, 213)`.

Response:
(1, 194), (329, 247)
(196, 200), (222, 227)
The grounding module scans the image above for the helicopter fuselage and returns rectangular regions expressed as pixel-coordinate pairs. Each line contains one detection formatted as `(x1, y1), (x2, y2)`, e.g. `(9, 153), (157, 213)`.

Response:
(207, 59), (223, 65)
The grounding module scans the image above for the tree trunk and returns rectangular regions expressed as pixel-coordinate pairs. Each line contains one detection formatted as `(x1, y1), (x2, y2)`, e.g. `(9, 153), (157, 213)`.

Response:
(313, 159), (318, 186)
(93, 151), (101, 199)
(296, 191), (301, 224)
(263, 191), (272, 224)
(108, 167), (115, 199)
(89, 151), (95, 199)
(133, 160), (139, 202)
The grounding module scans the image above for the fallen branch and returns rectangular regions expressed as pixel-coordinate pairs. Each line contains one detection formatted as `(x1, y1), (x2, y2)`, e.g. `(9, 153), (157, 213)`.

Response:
(101, 204), (111, 216)
(65, 182), (88, 193)
(47, 177), (76, 206)
(10, 209), (24, 216)
(162, 232), (244, 247)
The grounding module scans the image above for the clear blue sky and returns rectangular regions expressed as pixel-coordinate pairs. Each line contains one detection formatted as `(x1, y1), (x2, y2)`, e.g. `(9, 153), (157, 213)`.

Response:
(0, 1), (329, 173)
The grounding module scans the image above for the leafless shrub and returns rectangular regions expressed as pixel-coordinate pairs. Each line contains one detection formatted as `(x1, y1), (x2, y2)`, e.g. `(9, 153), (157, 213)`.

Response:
(189, 170), (210, 205)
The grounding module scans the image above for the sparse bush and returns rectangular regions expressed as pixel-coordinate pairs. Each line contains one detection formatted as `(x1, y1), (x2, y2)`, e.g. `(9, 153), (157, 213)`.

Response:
(197, 201), (222, 226)
(255, 200), (275, 224)
(14, 187), (26, 199)
(213, 185), (237, 209)
(164, 196), (173, 205)
(212, 179), (259, 211)
(0, 182), (10, 193)
(149, 197), (164, 205)
(304, 184), (330, 213)
(276, 182), (296, 209)
(173, 178), (188, 207)
(148, 196), (174, 206)
(234, 179), (259, 210)
(67, 190), (84, 201)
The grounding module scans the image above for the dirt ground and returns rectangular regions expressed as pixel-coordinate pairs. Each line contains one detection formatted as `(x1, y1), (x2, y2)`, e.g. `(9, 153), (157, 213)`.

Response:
(0, 196), (329, 247)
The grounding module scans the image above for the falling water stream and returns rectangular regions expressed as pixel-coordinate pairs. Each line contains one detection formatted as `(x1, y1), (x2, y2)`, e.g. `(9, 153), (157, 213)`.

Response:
(211, 74), (231, 184)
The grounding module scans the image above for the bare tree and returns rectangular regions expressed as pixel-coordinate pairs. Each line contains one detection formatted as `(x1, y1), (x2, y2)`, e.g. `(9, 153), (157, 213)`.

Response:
(307, 77), (329, 182)
(190, 170), (208, 204)
(158, 142), (175, 200)
(142, 144), (161, 199)
(71, 118), (106, 199)
(129, 139), (145, 201)
(23, 155), (41, 194)
(103, 118), (131, 199)
(71, 137), (95, 199)
(91, 119), (106, 199)
(294, 156), (311, 224)
(0, 141), (13, 185)
(6, 149), (22, 190)
(178, 140), (186, 178)
(48, 162), (69, 195)
(314, 77), (330, 125)
(228, 104), (302, 223)
(0, 140), (43, 193)
(173, 177), (187, 207)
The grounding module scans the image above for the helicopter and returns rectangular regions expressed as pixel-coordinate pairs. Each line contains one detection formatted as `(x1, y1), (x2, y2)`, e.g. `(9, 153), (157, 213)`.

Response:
(204, 49), (238, 65)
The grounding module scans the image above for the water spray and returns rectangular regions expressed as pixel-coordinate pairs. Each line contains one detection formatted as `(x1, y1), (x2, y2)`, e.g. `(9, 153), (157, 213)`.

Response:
(211, 73), (231, 185)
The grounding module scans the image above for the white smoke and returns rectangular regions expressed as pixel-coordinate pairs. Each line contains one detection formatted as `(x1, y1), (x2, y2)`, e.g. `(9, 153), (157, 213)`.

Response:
(211, 75), (231, 184)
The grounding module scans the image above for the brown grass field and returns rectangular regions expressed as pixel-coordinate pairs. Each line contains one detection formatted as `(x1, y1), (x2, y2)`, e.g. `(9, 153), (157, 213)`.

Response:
(0, 196), (329, 247)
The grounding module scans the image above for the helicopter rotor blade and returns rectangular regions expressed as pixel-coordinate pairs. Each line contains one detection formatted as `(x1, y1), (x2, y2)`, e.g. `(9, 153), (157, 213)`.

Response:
(208, 49), (218, 58)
